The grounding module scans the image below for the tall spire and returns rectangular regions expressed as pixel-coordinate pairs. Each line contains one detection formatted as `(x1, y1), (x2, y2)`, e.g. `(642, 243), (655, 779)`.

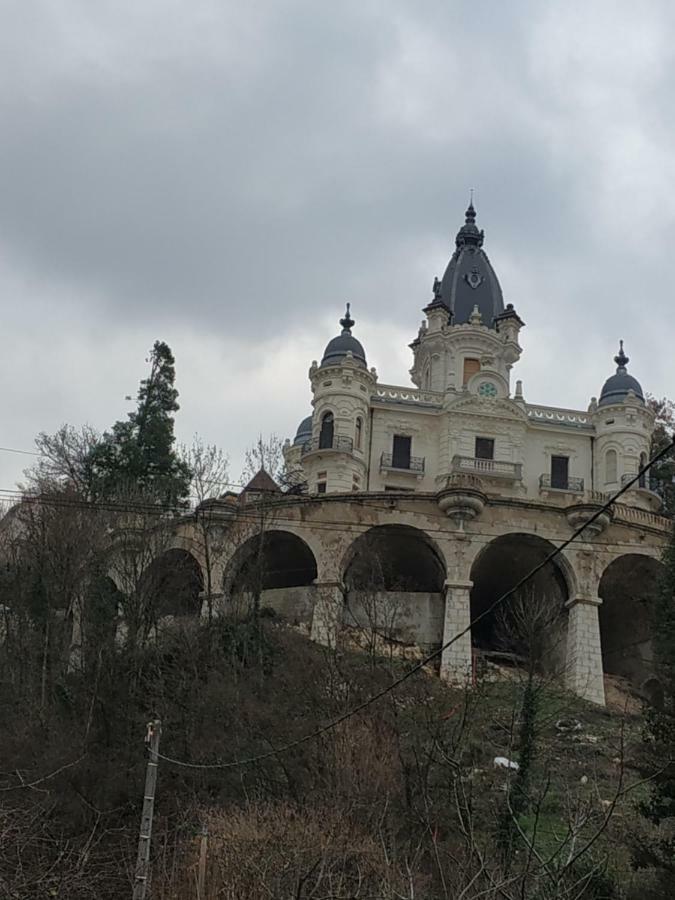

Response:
(456, 196), (484, 248)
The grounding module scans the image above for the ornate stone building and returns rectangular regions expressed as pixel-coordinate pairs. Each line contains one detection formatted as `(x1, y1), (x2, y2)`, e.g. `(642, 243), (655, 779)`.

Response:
(18, 203), (666, 707)
(234, 201), (668, 707)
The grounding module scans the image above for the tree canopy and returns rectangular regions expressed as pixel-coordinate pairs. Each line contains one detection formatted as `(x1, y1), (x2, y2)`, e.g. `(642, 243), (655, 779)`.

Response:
(87, 341), (192, 506)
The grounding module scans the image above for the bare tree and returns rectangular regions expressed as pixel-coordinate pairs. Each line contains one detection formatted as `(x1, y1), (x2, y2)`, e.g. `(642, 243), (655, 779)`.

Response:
(181, 436), (230, 622)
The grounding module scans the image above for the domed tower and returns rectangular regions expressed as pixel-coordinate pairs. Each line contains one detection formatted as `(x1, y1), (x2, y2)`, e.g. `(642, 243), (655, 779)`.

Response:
(303, 305), (376, 494)
(282, 414), (313, 480)
(410, 201), (524, 398)
(592, 342), (657, 508)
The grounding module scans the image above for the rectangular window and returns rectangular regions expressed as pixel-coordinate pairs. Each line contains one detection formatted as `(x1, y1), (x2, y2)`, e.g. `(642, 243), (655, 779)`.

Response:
(392, 434), (412, 469)
(475, 437), (495, 460)
(463, 357), (481, 385)
(550, 455), (569, 490)
(317, 482), (327, 494)
(384, 485), (415, 492)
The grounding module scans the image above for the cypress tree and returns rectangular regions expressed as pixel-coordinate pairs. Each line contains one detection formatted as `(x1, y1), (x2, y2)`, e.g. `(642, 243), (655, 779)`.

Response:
(88, 341), (192, 507)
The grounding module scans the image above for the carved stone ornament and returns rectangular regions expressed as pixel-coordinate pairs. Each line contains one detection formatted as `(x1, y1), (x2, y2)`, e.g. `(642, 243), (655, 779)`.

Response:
(437, 473), (487, 530)
(465, 267), (484, 289)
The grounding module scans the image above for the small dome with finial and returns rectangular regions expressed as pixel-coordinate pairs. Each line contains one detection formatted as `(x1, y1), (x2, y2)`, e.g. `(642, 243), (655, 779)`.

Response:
(320, 303), (367, 368)
(292, 414), (313, 446)
(598, 340), (645, 407)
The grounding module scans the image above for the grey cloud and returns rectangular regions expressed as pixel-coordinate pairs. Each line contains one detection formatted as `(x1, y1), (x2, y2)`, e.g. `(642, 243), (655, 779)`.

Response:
(1, 0), (675, 490)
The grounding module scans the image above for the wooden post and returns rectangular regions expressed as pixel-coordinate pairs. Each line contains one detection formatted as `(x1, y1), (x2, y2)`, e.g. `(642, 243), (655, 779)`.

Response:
(197, 823), (208, 898)
(132, 718), (162, 900)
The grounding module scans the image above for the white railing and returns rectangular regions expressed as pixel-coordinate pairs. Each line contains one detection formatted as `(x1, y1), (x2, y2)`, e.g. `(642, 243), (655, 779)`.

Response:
(611, 502), (671, 531)
(526, 405), (591, 427)
(452, 455), (522, 480)
(373, 385), (444, 406)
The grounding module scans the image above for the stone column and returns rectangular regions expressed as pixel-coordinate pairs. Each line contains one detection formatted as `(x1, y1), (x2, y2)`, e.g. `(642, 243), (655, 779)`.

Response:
(310, 581), (344, 649)
(440, 580), (473, 685)
(565, 596), (605, 706)
(199, 590), (224, 619)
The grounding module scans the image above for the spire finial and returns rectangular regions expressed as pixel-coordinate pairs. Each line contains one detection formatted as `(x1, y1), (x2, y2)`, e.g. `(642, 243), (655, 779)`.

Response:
(340, 302), (355, 333)
(465, 191), (476, 224)
(614, 339), (629, 370)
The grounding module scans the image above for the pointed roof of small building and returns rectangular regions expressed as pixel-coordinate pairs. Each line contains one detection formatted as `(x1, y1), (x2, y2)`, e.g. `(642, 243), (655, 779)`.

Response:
(240, 468), (281, 497)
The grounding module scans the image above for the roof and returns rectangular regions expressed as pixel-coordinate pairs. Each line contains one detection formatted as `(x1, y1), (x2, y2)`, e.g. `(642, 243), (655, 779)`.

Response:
(598, 342), (645, 408)
(430, 202), (505, 327)
(240, 469), (281, 495)
(293, 415), (313, 446)
(321, 304), (367, 368)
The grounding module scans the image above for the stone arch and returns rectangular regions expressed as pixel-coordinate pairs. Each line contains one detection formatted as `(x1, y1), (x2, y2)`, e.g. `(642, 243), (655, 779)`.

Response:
(141, 549), (205, 618)
(223, 529), (318, 625)
(469, 533), (572, 674)
(598, 553), (663, 688)
(341, 525), (447, 652)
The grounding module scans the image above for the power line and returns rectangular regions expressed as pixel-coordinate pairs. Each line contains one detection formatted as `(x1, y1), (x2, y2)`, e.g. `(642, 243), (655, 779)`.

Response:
(152, 437), (675, 772)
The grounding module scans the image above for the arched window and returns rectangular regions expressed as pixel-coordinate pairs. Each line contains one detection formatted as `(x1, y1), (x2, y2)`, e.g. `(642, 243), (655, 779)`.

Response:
(605, 449), (617, 484)
(319, 411), (334, 449)
(639, 452), (647, 488)
(423, 365), (431, 390)
(355, 416), (363, 450)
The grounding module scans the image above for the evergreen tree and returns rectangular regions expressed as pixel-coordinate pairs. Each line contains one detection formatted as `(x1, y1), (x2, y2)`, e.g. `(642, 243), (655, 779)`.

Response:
(88, 341), (192, 507)
(634, 525), (675, 892)
(648, 396), (675, 518)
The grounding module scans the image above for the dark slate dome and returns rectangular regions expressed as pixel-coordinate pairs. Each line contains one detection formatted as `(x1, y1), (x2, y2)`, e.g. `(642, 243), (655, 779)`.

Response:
(430, 201), (505, 326)
(321, 304), (367, 368)
(293, 415), (313, 446)
(598, 342), (644, 407)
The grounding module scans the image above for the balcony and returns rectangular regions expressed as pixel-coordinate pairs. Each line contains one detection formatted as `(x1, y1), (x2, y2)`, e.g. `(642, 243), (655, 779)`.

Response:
(620, 472), (657, 491)
(452, 455), (522, 481)
(380, 452), (425, 473)
(301, 435), (354, 456)
(539, 474), (585, 494)
(619, 473), (663, 512)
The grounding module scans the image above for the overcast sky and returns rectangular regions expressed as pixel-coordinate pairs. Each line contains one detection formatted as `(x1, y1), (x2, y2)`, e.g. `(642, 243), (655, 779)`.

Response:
(2, 0), (675, 492)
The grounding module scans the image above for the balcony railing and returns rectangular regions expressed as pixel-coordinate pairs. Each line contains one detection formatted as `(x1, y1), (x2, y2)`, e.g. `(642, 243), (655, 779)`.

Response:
(620, 472), (657, 491)
(380, 452), (425, 473)
(452, 456), (522, 480)
(539, 474), (584, 492)
(301, 435), (354, 455)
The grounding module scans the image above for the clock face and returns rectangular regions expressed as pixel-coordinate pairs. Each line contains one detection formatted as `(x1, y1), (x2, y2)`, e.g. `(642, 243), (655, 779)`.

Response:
(478, 381), (498, 398)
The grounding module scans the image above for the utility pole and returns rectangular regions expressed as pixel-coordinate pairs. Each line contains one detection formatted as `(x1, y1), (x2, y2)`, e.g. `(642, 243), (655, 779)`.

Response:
(197, 823), (208, 899)
(133, 718), (162, 900)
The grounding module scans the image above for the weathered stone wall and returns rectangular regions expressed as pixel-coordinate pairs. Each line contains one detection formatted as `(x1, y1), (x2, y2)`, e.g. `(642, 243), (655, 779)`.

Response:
(342, 590), (444, 651)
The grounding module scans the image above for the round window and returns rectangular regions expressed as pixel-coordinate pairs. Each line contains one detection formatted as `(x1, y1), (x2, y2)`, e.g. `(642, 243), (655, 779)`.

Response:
(478, 382), (498, 398)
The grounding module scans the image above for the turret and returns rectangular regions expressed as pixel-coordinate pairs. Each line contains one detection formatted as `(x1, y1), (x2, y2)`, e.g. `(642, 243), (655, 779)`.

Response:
(592, 342), (657, 508)
(410, 202), (524, 397)
(303, 306), (376, 494)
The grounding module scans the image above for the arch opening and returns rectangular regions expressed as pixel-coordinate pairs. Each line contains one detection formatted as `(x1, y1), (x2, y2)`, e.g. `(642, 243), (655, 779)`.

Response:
(342, 525), (447, 652)
(319, 412), (334, 449)
(598, 554), (662, 688)
(141, 549), (204, 619)
(224, 530), (318, 625)
(470, 534), (570, 674)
